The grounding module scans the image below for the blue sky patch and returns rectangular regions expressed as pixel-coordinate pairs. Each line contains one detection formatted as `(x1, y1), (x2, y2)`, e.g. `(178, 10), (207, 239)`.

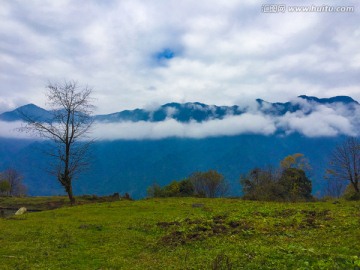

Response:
(156, 48), (175, 60)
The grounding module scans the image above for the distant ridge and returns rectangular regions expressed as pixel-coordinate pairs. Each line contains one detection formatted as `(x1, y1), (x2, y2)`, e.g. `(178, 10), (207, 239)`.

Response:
(94, 94), (360, 122)
(298, 95), (358, 104)
(0, 103), (52, 122)
(1, 95), (358, 123)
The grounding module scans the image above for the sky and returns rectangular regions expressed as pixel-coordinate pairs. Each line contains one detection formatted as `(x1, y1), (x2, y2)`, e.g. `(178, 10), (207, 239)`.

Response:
(1, 0), (359, 115)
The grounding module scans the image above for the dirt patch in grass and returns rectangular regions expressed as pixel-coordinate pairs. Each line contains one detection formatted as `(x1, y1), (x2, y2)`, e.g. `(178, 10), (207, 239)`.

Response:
(299, 209), (332, 228)
(158, 215), (254, 246)
(157, 208), (335, 246)
(78, 224), (104, 231)
(156, 221), (181, 228)
(275, 208), (298, 218)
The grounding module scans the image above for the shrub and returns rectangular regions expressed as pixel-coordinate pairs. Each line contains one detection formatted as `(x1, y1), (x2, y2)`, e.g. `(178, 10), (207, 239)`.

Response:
(147, 179), (195, 198)
(0, 168), (27, 197)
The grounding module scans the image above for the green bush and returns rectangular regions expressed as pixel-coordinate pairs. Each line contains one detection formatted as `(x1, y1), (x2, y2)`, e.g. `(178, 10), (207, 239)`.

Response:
(147, 179), (195, 198)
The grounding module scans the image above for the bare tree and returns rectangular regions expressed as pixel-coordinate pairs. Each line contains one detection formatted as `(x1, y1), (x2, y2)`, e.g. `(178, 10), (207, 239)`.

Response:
(326, 137), (360, 195)
(19, 81), (94, 204)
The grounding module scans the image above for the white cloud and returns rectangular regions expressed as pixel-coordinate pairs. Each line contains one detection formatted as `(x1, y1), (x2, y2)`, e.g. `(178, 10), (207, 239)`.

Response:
(279, 111), (355, 137)
(277, 102), (358, 137)
(164, 107), (178, 118)
(91, 113), (276, 140)
(1, 98), (359, 140)
(0, 121), (35, 139)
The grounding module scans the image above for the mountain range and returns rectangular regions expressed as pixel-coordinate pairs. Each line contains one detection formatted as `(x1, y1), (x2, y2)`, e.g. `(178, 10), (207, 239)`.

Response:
(0, 95), (358, 198)
(1, 95), (358, 123)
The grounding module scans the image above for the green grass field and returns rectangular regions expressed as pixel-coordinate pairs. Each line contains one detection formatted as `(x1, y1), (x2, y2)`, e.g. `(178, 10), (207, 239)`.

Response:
(1, 197), (359, 269)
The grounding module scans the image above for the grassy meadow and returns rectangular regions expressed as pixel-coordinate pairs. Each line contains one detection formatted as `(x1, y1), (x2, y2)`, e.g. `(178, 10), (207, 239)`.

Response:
(1, 197), (360, 269)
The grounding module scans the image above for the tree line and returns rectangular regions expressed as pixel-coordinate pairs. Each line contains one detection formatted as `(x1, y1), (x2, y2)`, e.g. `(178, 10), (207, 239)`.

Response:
(148, 143), (360, 201)
(147, 170), (228, 198)
(147, 154), (314, 202)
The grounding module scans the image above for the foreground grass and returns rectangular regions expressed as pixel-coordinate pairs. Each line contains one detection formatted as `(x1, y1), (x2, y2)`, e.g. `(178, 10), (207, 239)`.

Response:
(0, 198), (359, 269)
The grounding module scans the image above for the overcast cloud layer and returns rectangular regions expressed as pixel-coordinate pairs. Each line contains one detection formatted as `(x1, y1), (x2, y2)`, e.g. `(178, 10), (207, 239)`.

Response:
(0, 0), (359, 114)
(1, 98), (359, 139)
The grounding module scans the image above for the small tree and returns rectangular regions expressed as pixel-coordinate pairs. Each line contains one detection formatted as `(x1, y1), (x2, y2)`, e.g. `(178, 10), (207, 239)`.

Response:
(0, 168), (27, 196)
(178, 179), (194, 196)
(189, 170), (228, 198)
(147, 183), (164, 198)
(164, 181), (181, 197)
(278, 168), (312, 201)
(0, 180), (10, 196)
(326, 137), (360, 196)
(240, 167), (283, 201)
(19, 81), (94, 204)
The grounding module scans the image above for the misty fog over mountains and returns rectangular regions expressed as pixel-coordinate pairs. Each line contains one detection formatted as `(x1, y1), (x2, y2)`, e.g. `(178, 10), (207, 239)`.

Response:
(1, 95), (359, 139)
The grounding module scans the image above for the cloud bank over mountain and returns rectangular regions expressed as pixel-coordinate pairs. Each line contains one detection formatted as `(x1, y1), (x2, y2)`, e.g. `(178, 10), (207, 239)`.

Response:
(277, 103), (358, 137)
(92, 113), (276, 140)
(1, 96), (359, 140)
(0, 121), (32, 139)
(92, 103), (359, 140)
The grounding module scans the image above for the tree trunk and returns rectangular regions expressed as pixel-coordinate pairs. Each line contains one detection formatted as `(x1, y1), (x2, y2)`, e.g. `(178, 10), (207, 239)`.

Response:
(353, 182), (360, 193)
(66, 184), (76, 205)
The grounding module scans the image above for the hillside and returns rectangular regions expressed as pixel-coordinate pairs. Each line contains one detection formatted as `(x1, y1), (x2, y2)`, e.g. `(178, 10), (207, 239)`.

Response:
(0, 134), (345, 198)
(0, 198), (359, 269)
(0, 95), (358, 197)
